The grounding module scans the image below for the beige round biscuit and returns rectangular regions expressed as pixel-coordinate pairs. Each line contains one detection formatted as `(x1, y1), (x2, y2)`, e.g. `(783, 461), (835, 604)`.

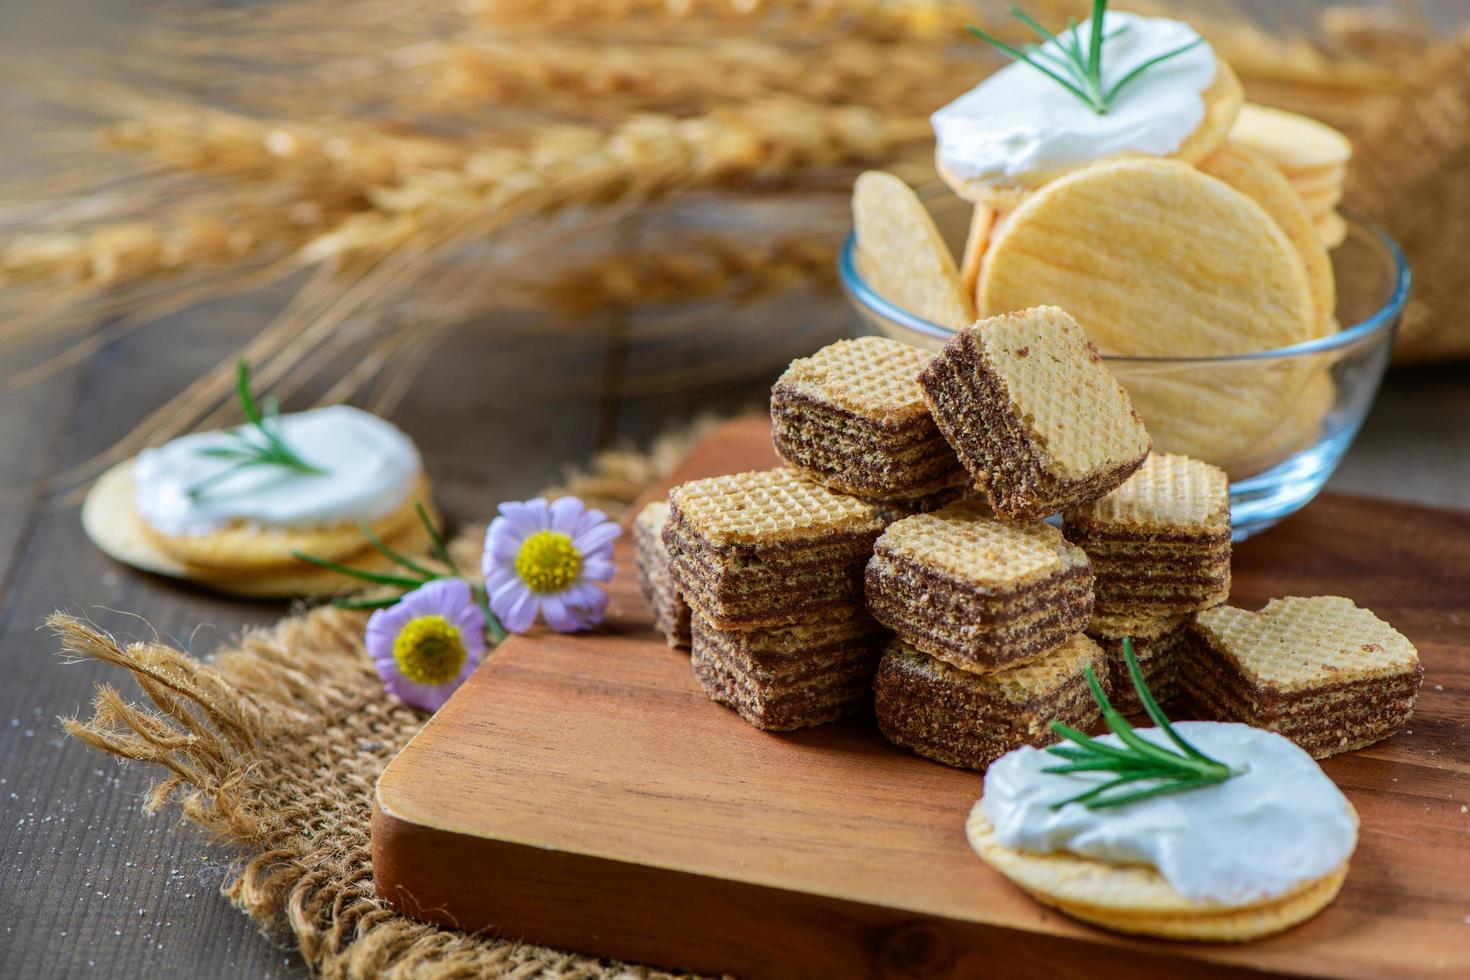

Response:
(1231, 103), (1352, 173)
(1225, 368), (1335, 480)
(967, 806), (1350, 941)
(1198, 141), (1335, 328)
(88, 457), (436, 578)
(1046, 867), (1348, 942)
(83, 459), (442, 598)
(939, 58), (1242, 205)
(852, 169), (975, 330)
(1315, 210), (1348, 249)
(1287, 167), (1346, 200)
(958, 204), (996, 301)
(138, 473), (429, 572)
(980, 156), (1319, 355)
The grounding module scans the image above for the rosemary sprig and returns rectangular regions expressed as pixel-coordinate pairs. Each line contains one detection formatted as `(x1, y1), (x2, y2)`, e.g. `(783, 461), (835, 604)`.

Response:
(1044, 638), (1242, 809)
(187, 360), (326, 499)
(966, 0), (1204, 116)
(291, 503), (508, 644)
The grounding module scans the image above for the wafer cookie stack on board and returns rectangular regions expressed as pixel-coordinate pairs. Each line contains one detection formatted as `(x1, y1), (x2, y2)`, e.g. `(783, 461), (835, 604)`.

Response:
(1184, 596), (1423, 759)
(663, 468), (888, 730)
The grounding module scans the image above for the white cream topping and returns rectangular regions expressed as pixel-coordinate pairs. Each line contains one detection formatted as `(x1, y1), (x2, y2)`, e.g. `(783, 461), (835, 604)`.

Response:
(981, 722), (1358, 905)
(932, 12), (1217, 184)
(133, 405), (421, 536)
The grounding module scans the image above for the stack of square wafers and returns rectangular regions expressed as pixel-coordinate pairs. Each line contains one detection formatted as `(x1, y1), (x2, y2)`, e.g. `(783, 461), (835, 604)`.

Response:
(638, 301), (1421, 763)
(663, 468), (888, 730)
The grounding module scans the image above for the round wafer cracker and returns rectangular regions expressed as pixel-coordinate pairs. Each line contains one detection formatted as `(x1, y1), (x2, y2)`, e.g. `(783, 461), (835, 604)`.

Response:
(966, 806), (1349, 941)
(939, 58), (1243, 208)
(1198, 141), (1335, 328)
(84, 459), (441, 598)
(852, 170), (975, 330)
(958, 203), (996, 301)
(136, 473), (428, 572)
(1315, 210), (1347, 249)
(980, 157), (1319, 355)
(1230, 103), (1351, 173)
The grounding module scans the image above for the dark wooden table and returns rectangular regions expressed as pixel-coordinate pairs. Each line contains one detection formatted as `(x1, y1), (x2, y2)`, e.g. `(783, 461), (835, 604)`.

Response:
(4, 3), (1470, 976)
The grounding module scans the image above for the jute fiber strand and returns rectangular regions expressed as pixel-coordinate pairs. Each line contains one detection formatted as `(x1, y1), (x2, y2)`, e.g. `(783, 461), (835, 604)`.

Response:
(51, 418), (726, 979)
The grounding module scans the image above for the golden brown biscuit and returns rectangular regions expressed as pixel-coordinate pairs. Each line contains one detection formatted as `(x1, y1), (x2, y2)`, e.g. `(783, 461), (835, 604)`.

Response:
(83, 459), (439, 598)
(852, 170), (975, 330)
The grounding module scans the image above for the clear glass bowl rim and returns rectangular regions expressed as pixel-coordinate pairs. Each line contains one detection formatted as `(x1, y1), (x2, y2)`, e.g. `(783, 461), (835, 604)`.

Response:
(838, 206), (1410, 365)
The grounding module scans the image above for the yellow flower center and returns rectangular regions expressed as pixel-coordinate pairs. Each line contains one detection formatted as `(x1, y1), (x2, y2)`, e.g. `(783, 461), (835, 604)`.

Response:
(392, 615), (467, 686)
(514, 530), (581, 593)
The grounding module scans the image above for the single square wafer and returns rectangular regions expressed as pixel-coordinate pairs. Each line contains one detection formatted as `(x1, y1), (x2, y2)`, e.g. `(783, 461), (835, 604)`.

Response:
(632, 501), (691, 648)
(874, 634), (1107, 770)
(918, 306), (1151, 521)
(1065, 452), (1231, 617)
(1184, 596), (1423, 758)
(664, 468), (884, 630)
(865, 500), (1093, 672)
(771, 337), (965, 500)
(690, 608), (888, 731)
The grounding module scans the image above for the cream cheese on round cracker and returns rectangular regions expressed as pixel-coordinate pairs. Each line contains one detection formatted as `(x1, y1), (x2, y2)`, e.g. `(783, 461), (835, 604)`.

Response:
(980, 721), (1358, 906)
(134, 404), (422, 535)
(932, 12), (1216, 184)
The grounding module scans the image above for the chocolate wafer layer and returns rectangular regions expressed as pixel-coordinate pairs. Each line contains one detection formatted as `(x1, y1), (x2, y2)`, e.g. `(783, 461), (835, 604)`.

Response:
(874, 635), (1107, 770)
(665, 468), (884, 630)
(633, 502), (691, 648)
(690, 609), (887, 731)
(864, 501), (1094, 672)
(1183, 596), (1423, 758)
(771, 337), (966, 499)
(918, 306), (1150, 521)
(1086, 610), (1191, 713)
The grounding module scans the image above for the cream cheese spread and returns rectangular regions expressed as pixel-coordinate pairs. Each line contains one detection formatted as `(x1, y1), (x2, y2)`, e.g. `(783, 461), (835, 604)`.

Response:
(981, 721), (1358, 905)
(133, 404), (421, 536)
(932, 12), (1217, 185)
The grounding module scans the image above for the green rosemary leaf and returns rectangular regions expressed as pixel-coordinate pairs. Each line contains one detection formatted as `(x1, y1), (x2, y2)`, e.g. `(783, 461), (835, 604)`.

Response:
(1104, 37), (1205, 107)
(331, 596), (402, 610)
(290, 550), (427, 589)
(1044, 634), (1239, 809)
(966, 26), (1097, 108)
(357, 521), (441, 580)
(1087, 0), (1107, 94)
(1124, 637), (1214, 763)
(415, 502), (460, 576)
(236, 359), (264, 428)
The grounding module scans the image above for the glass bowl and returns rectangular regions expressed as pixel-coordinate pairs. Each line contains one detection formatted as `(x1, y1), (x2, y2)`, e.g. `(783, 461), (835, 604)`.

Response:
(838, 191), (1409, 541)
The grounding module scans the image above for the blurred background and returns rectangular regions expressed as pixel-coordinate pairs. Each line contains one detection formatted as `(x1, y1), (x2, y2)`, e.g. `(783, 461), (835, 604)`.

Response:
(0, 3), (1468, 974)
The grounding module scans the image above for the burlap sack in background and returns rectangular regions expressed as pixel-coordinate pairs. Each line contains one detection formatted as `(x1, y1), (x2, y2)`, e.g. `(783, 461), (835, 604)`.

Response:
(1349, 27), (1470, 364)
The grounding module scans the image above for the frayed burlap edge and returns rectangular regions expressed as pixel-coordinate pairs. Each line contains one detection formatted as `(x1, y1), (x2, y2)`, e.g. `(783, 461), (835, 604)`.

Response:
(51, 414), (732, 980)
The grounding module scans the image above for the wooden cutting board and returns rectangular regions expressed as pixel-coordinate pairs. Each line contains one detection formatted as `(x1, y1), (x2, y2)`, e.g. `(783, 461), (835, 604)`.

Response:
(372, 416), (1470, 980)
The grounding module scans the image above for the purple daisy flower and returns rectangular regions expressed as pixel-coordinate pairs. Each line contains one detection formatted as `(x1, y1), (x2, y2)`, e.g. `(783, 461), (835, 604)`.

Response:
(483, 496), (620, 634)
(366, 578), (486, 712)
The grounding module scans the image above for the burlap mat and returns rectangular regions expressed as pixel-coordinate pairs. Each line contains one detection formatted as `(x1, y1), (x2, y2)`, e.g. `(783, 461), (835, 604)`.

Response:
(50, 417), (727, 979)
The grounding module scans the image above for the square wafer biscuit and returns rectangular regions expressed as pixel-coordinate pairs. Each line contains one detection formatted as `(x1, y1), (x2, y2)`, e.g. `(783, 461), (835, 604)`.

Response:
(1184, 596), (1423, 758)
(865, 500), (1093, 672)
(632, 501), (691, 648)
(1065, 453), (1231, 617)
(1086, 610), (1191, 713)
(771, 337), (965, 500)
(874, 634), (1107, 770)
(690, 608), (888, 731)
(664, 468), (884, 630)
(918, 306), (1151, 521)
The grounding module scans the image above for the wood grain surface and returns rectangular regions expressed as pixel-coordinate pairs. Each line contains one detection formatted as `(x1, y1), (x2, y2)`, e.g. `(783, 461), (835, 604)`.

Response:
(372, 416), (1470, 980)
